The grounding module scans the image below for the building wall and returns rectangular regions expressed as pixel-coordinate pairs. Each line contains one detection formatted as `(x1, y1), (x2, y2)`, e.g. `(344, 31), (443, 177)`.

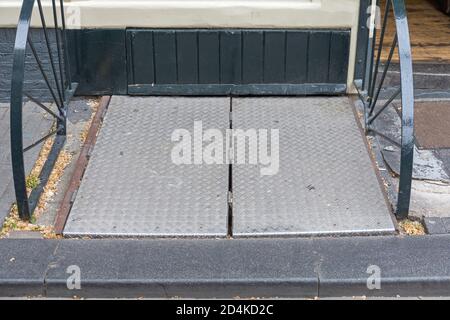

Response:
(0, 0), (362, 101)
(0, 29), (62, 103)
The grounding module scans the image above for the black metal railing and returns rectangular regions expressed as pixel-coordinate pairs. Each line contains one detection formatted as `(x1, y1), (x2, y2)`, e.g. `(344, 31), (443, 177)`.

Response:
(10, 0), (77, 220)
(355, 0), (414, 219)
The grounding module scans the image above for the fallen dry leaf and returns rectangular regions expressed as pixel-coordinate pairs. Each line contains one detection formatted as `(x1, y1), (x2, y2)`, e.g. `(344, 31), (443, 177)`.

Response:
(1, 98), (101, 239)
(398, 219), (426, 236)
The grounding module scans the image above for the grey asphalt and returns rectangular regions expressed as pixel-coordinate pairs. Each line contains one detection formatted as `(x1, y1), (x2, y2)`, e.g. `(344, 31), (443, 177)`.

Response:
(0, 235), (449, 298)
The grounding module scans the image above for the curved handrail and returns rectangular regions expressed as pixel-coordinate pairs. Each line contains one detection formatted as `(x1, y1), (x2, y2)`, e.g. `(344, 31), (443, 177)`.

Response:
(364, 0), (414, 218)
(10, 0), (76, 220)
(10, 0), (36, 219)
(392, 0), (414, 218)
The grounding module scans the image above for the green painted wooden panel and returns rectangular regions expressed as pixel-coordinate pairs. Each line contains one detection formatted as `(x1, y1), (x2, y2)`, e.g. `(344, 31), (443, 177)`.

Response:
(127, 29), (350, 95)
(66, 29), (351, 96)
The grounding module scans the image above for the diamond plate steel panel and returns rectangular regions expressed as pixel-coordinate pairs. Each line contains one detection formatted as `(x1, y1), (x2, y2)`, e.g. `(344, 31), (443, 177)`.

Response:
(64, 96), (230, 237)
(232, 97), (395, 237)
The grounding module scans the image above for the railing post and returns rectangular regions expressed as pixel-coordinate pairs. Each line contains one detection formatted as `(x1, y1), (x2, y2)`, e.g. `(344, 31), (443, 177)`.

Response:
(10, 0), (77, 220)
(392, 0), (415, 218)
(10, 0), (36, 220)
(359, 0), (414, 218)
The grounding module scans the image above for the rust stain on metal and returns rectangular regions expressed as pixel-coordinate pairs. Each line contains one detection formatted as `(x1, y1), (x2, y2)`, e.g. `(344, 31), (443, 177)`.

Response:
(54, 96), (111, 235)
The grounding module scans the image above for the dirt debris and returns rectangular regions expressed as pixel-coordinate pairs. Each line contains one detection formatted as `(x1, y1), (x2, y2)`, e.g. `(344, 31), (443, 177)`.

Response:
(1, 98), (101, 239)
(80, 98), (99, 143)
(1, 138), (72, 239)
(398, 219), (426, 236)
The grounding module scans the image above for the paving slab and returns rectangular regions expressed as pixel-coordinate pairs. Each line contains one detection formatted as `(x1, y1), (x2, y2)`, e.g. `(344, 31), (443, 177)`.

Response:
(0, 102), (54, 223)
(424, 217), (449, 235)
(442, 219), (450, 234)
(369, 102), (449, 182)
(435, 149), (450, 179)
(36, 97), (96, 226)
(232, 97), (394, 236)
(414, 101), (450, 149)
(354, 98), (450, 219)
